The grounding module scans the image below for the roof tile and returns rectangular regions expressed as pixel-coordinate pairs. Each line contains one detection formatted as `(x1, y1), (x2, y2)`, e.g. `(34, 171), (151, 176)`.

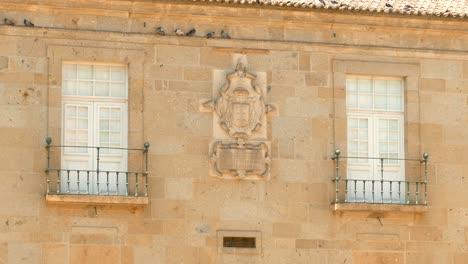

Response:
(187, 0), (468, 18)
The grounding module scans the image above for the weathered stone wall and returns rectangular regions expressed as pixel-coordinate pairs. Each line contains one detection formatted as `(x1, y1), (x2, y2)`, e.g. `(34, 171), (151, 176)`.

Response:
(0, 1), (467, 263)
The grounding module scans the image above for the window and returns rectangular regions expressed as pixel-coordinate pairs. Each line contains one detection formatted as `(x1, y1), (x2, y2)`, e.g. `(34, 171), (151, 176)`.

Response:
(61, 62), (128, 195)
(346, 76), (405, 203)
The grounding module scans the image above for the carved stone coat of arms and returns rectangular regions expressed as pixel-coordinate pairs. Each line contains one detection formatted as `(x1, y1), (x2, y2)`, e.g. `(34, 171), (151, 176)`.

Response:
(203, 62), (274, 180)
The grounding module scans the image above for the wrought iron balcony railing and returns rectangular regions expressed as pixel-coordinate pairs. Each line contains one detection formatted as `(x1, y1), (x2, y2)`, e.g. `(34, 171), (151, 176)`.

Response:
(332, 150), (429, 205)
(45, 137), (150, 197)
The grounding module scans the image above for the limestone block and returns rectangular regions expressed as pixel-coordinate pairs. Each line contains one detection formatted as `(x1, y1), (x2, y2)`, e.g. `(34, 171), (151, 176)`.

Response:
(421, 60), (462, 79)
(176, 112), (212, 137)
(410, 226), (444, 241)
(151, 199), (186, 219)
(200, 48), (231, 68)
(165, 178), (193, 200)
(269, 51), (298, 71)
(271, 70), (305, 86)
(220, 201), (258, 221)
(272, 222), (301, 238)
(69, 245), (120, 264)
(151, 64), (184, 80)
(156, 45), (200, 66)
(8, 243), (41, 264)
(463, 61), (468, 79)
(310, 53), (329, 72)
(420, 78), (445, 92)
(0, 56), (8, 71)
(133, 246), (165, 264)
(184, 67), (212, 81)
(352, 252), (403, 264)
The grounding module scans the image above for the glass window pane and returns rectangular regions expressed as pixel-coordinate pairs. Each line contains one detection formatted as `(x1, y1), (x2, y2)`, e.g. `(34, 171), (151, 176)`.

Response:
(358, 130), (368, 140)
(389, 131), (398, 141)
(374, 95), (386, 110)
(110, 83), (126, 97)
(358, 94), (372, 109)
(66, 106), (76, 117)
(374, 80), (386, 94)
(77, 65), (93, 79)
(110, 132), (120, 142)
(111, 67), (126, 81)
(379, 119), (388, 129)
(359, 119), (368, 129)
(95, 82), (110, 97)
(388, 96), (402, 111)
(347, 93), (357, 108)
(110, 120), (120, 130)
(63, 81), (76, 95)
(349, 141), (358, 152)
(389, 120), (398, 130)
(77, 119), (88, 129)
(65, 119), (75, 129)
(95, 65), (110, 81)
(358, 142), (368, 152)
(346, 78), (357, 92)
(357, 79), (371, 93)
(348, 118), (358, 129)
(100, 131), (109, 142)
(387, 80), (402, 95)
(100, 108), (109, 118)
(379, 131), (389, 141)
(77, 107), (88, 117)
(63, 64), (76, 79)
(77, 81), (93, 96)
(100, 120), (109, 130)
(111, 108), (121, 118)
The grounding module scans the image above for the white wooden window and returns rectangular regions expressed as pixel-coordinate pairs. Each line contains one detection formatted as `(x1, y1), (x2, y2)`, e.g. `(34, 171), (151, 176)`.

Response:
(346, 76), (405, 203)
(61, 62), (128, 195)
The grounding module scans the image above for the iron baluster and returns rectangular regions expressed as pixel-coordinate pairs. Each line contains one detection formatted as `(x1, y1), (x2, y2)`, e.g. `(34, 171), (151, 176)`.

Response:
(398, 181), (401, 204)
(106, 171), (110, 195)
(389, 181), (393, 204)
(333, 150), (340, 203)
(416, 182), (419, 205)
(372, 180), (375, 203)
(135, 173), (139, 197)
(77, 170), (80, 194)
(423, 153), (429, 205)
(86, 171), (90, 194)
(345, 180), (348, 202)
(363, 180), (366, 203)
(144, 142), (150, 197)
(96, 147), (100, 195)
(46, 137), (52, 194)
(56, 170), (61, 194)
(116, 172), (119, 196)
(126, 172), (129, 196)
(406, 182), (410, 204)
(66, 170), (70, 194)
(380, 158), (384, 204)
(353, 180), (357, 202)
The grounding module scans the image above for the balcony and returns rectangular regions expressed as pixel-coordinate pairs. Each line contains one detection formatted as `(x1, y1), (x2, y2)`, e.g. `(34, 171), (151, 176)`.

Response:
(331, 150), (429, 212)
(44, 137), (150, 205)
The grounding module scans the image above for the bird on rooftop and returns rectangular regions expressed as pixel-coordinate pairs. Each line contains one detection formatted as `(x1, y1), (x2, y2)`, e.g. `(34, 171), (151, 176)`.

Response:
(186, 28), (196, 36)
(385, 2), (393, 8)
(174, 28), (185, 36)
(220, 30), (231, 39)
(24, 19), (34, 27)
(155, 26), (165, 36)
(4, 18), (15, 26)
(206, 31), (215, 38)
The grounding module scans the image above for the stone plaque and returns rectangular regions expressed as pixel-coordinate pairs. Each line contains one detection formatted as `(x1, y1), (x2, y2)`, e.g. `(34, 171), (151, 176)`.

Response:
(211, 141), (270, 178)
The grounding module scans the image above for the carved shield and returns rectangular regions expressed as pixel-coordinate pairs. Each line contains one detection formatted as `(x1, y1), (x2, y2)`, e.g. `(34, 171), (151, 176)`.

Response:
(215, 70), (265, 139)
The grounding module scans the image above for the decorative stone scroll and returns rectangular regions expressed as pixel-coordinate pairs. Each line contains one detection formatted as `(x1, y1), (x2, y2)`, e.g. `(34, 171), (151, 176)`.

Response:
(203, 62), (274, 180)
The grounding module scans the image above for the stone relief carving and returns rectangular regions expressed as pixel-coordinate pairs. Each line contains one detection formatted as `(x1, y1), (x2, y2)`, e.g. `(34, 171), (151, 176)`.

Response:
(203, 62), (275, 180)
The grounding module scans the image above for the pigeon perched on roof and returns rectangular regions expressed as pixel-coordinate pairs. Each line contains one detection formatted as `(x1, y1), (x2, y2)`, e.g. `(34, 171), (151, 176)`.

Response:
(220, 30), (231, 39)
(206, 31), (215, 38)
(185, 28), (196, 36)
(174, 28), (185, 36)
(4, 18), (15, 26)
(23, 19), (34, 27)
(155, 26), (165, 36)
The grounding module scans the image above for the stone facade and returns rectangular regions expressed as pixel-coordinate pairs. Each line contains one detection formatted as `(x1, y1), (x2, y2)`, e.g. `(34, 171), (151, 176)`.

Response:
(0, 0), (467, 263)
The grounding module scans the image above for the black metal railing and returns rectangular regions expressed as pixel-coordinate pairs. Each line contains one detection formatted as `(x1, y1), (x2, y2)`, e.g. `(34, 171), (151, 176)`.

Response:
(45, 137), (150, 197)
(332, 150), (429, 205)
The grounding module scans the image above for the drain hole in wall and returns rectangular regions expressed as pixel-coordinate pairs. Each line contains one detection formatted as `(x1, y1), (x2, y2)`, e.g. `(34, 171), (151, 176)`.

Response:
(223, 236), (256, 249)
